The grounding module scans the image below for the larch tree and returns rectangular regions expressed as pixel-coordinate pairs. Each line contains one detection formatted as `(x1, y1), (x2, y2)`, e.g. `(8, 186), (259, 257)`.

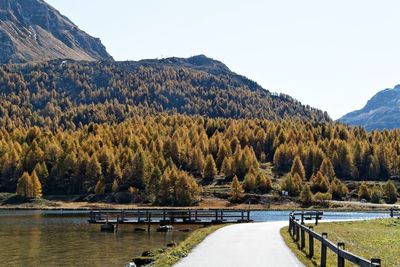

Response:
(30, 170), (42, 198)
(319, 158), (335, 181)
(383, 181), (398, 204)
(290, 156), (306, 180)
(230, 175), (244, 202)
(203, 154), (217, 180)
(16, 172), (33, 198)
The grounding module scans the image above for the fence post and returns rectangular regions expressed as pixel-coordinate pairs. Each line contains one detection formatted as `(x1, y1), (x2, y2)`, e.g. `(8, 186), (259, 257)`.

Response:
(308, 226), (314, 258)
(295, 222), (300, 242)
(337, 242), (345, 267)
(301, 227), (305, 249)
(321, 233), (328, 267)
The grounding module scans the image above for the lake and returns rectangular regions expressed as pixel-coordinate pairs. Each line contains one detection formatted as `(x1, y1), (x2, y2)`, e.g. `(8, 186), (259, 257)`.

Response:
(0, 210), (389, 266)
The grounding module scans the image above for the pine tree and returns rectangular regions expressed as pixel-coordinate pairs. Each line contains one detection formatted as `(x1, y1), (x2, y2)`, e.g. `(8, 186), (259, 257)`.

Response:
(383, 181), (398, 204)
(329, 177), (348, 200)
(30, 170), (42, 198)
(230, 175), (244, 202)
(243, 170), (256, 193)
(220, 156), (233, 178)
(216, 144), (228, 169)
(94, 178), (105, 195)
(146, 166), (161, 202)
(86, 154), (102, 188)
(16, 172), (33, 198)
(281, 174), (301, 196)
(290, 156), (305, 180)
(203, 154), (217, 180)
(256, 172), (272, 193)
(112, 179), (119, 194)
(300, 184), (313, 206)
(319, 158), (335, 181)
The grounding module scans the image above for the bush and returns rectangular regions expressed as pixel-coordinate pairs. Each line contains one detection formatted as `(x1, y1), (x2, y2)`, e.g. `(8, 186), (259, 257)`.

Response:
(358, 182), (370, 201)
(370, 185), (383, 204)
(384, 181), (398, 204)
(300, 184), (313, 206)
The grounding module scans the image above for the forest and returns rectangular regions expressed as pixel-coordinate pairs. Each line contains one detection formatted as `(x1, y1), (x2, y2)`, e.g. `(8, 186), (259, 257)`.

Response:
(1, 114), (399, 205)
(0, 57), (329, 130)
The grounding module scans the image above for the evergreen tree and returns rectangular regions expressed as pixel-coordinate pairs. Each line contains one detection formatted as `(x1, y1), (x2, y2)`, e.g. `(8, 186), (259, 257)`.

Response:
(203, 154), (217, 180)
(243, 169), (256, 193)
(329, 177), (348, 200)
(290, 156), (305, 180)
(383, 181), (398, 204)
(230, 175), (244, 202)
(319, 158), (335, 181)
(300, 184), (313, 206)
(30, 170), (42, 198)
(94, 178), (105, 195)
(112, 179), (119, 194)
(256, 172), (272, 193)
(16, 172), (33, 198)
(220, 156), (233, 178)
(146, 166), (161, 202)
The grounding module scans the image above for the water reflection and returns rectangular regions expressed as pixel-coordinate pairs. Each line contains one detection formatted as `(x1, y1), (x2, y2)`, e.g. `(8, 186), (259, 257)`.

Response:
(0, 212), (189, 267)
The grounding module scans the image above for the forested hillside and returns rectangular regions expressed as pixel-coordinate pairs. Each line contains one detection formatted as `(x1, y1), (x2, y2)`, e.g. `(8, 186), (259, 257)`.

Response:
(1, 115), (399, 205)
(0, 55), (330, 130)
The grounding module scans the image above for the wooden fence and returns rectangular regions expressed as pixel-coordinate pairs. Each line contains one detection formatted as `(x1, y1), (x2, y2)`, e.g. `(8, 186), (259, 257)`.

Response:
(288, 212), (381, 267)
(389, 207), (400, 218)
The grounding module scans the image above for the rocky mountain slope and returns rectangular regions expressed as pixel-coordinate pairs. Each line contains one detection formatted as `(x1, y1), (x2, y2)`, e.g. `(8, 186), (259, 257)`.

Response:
(338, 85), (400, 130)
(0, 0), (112, 63)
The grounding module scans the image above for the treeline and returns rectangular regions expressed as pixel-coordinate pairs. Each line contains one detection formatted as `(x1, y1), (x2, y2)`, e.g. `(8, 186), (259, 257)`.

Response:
(0, 58), (329, 130)
(0, 114), (399, 205)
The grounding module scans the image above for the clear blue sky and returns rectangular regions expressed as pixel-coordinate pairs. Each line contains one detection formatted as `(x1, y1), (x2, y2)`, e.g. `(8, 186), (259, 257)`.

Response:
(46, 0), (400, 119)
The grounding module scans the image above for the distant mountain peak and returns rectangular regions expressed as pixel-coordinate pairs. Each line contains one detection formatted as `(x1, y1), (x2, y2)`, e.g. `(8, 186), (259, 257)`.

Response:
(0, 0), (113, 63)
(338, 84), (400, 130)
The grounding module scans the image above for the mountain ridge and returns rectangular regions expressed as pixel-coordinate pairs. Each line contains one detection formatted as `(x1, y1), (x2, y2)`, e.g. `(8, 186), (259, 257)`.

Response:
(338, 85), (400, 130)
(0, 0), (112, 63)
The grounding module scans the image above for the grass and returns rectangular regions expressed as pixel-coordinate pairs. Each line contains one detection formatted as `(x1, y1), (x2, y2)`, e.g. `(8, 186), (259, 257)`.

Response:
(143, 224), (227, 267)
(281, 219), (400, 267)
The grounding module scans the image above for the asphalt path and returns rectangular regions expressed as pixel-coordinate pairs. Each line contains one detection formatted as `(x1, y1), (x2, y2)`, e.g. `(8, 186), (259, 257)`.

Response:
(174, 221), (304, 267)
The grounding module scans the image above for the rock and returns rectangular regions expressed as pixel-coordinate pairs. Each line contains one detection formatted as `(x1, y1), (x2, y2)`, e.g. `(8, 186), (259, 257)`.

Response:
(132, 257), (154, 267)
(166, 242), (177, 247)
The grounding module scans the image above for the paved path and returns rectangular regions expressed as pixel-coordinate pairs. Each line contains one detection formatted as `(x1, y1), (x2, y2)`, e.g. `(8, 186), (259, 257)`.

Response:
(174, 221), (304, 267)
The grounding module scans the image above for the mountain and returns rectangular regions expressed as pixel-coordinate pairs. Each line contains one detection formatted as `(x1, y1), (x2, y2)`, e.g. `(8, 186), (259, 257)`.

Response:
(0, 0), (112, 64)
(338, 85), (400, 130)
(0, 55), (330, 129)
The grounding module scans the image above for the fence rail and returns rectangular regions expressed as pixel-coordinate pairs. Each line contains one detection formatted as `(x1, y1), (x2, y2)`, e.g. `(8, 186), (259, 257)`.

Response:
(288, 212), (381, 267)
(389, 207), (400, 218)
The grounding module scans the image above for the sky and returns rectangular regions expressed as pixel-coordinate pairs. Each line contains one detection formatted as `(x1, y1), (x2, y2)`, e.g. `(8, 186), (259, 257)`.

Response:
(46, 0), (400, 120)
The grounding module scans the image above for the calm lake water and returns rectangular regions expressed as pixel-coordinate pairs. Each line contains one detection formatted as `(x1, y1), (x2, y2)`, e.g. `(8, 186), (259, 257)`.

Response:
(0, 210), (389, 267)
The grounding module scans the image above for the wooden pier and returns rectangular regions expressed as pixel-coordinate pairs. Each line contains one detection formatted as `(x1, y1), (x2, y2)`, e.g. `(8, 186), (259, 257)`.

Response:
(88, 209), (253, 231)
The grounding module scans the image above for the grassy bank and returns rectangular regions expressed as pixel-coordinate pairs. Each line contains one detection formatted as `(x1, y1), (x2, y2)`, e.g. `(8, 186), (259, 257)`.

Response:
(281, 219), (400, 267)
(132, 224), (227, 267)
